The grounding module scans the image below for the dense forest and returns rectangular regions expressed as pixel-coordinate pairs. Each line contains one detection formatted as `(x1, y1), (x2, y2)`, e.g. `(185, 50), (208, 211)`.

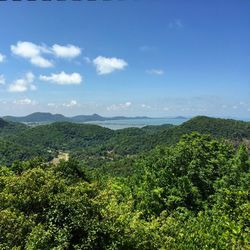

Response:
(0, 116), (250, 249)
(1, 116), (250, 166)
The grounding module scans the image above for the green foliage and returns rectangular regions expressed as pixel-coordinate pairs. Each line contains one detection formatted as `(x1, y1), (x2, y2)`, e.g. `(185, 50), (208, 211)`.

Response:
(126, 133), (234, 215)
(0, 118), (27, 137)
(0, 161), (111, 249)
(95, 133), (250, 249)
(0, 139), (51, 166)
(0, 116), (250, 249)
(1, 116), (250, 166)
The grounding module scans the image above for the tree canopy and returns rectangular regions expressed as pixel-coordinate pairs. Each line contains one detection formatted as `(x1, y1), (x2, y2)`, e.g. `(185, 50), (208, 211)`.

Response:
(0, 132), (249, 249)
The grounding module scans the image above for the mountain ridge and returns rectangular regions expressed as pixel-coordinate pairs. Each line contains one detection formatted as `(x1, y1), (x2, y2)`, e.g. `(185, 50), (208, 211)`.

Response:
(2, 112), (185, 124)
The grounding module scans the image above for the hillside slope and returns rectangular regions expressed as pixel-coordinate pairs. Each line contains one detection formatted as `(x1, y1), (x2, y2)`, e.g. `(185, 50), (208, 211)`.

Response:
(1, 116), (250, 165)
(0, 118), (28, 137)
(8, 122), (114, 150)
(3, 112), (70, 123)
(154, 116), (250, 146)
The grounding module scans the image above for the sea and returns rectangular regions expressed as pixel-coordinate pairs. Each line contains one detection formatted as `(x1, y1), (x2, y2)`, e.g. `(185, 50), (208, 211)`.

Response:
(84, 117), (189, 130)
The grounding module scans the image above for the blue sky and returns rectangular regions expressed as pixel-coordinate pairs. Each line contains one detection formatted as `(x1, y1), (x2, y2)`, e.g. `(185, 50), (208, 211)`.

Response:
(0, 0), (249, 118)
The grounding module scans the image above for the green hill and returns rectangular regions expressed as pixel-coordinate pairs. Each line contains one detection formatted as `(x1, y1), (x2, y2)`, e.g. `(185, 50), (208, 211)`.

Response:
(178, 116), (250, 139)
(3, 112), (152, 124)
(8, 122), (114, 151)
(3, 112), (70, 123)
(101, 116), (250, 156)
(0, 118), (28, 137)
(1, 116), (250, 165)
(0, 118), (8, 128)
(153, 116), (250, 146)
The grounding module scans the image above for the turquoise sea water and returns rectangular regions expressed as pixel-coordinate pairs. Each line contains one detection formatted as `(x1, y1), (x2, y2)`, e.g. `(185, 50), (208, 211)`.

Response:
(85, 118), (189, 130)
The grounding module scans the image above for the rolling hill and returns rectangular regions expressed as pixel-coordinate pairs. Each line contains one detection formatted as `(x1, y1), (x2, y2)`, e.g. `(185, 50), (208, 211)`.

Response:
(0, 118), (27, 137)
(5, 116), (243, 165)
(2, 112), (151, 124)
(1, 115), (249, 166)
(3, 112), (70, 123)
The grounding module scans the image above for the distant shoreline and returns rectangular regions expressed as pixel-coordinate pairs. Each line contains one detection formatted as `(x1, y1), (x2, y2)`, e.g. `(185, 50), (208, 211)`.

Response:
(83, 117), (188, 130)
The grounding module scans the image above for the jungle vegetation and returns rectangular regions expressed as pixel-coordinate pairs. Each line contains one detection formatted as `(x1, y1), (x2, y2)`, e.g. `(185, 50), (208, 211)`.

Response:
(0, 116), (249, 249)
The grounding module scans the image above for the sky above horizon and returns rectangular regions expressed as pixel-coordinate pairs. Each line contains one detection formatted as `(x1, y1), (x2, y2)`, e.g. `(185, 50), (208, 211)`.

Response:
(0, 0), (249, 118)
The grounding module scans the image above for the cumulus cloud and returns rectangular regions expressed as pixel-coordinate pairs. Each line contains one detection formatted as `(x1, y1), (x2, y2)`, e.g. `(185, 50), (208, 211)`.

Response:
(0, 74), (5, 85)
(13, 98), (37, 105)
(107, 102), (132, 111)
(8, 72), (37, 92)
(11, 42), (44, 58)
(63, 100), (78, 107)
(52, 44), (81, 58)
(11, 41), (53, 68)
(30, 56), (52, 68)
(0, 53), (6, 62)
(146, 69), (165, 75)
(11, 41), (82, 67)
(93, 56), (128, 75)
(39, 71), (82, 85)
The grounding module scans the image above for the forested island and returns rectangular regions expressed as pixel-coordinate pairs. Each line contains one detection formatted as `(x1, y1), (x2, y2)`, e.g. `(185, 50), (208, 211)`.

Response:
(3, 112), (153, 124)
(0, 116), (249, 249)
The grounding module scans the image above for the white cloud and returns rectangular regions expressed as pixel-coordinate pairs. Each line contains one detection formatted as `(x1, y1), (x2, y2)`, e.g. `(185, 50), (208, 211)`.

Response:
(8, 72), (37, 93)
(0, 74), (5, 85)
(93, 56), (128, 75)
(11, 41), (84, 67)
(0, 53), (6, 62)
(125, 102), (132, 107)
(9, 80), (30, 92)
(107, 102), (132, 111)
(47, 100), (78, 108)
(146, 69), (165, 75)
(11, 41), (53, 68)
(48, 103), (57, 107)
(141, 104), (151, 109)
(39, 71), (82, 85)
(13, 98), (37, 105)
(168, 19), (183, 29)
(52, 44), (81, 58)
(26, 72), (35, 82)
(63, 100), (78, 107)
(30, 56), (53, 68)
(11, 42), (41, 58)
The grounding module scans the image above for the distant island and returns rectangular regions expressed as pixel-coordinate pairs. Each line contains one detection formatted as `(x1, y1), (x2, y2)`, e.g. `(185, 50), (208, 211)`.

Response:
(2, 112), (187, 124)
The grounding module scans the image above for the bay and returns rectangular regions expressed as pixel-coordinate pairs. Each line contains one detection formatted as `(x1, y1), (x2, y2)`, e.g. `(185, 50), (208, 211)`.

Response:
(84, 117), (189, 130)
